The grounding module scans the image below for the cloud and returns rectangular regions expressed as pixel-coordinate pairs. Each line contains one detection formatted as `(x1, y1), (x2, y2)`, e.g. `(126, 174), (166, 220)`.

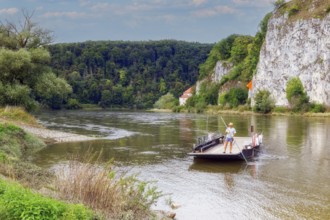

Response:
(42, 11), (88, 19)
(0, 7), (18, 15)
(232, 0), (273, 7)
(191, 0), (208, 6)
(192, 5), (237, 17)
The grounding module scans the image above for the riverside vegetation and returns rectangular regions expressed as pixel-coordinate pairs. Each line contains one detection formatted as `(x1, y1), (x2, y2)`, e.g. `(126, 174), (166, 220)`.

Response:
(0, 107), (162, 219)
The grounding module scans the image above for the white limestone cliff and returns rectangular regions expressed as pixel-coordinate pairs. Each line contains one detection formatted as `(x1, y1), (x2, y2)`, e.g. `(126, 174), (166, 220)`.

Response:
(212, 61), (233, 83)
(253, 13), (330, 106)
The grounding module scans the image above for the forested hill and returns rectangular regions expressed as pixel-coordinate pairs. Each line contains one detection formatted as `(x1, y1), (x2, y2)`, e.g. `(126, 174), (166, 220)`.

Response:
(48, 40), (213, 108)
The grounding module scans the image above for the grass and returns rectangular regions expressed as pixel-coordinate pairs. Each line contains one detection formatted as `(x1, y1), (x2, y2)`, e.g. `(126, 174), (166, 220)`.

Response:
(54, 155), (161, 220)
(0, 123), (45, 158)
(0, 106), (38, 126)
(277, 0), (330, 20)
(0, 178), (94, 220)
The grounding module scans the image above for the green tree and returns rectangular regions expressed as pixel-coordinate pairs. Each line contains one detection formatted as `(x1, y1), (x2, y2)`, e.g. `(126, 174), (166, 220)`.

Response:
(0, 11), (71, 110)
(253, 90), (275, 113)
(286, 77), (309, 111)
(153, 93), (178, 109)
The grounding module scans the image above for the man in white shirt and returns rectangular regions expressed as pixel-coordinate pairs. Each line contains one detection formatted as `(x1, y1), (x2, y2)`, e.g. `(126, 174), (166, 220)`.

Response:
(223, 122), (236, 153)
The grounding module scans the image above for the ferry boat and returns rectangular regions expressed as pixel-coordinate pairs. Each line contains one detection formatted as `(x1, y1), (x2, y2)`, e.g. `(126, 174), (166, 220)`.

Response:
(188, 133), (263, 161)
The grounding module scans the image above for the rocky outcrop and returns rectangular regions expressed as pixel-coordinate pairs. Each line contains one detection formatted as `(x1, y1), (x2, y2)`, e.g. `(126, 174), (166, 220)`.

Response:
(253, 13), (330, 106)
(196, 61), (233, 95)
(212, 61), (233, 83)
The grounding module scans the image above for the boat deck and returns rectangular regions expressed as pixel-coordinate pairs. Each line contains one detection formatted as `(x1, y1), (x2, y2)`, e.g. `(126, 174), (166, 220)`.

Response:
(188, 137), (252, 156)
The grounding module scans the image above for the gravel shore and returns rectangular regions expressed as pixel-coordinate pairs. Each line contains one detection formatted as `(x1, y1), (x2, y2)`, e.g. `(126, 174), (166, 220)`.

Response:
(19, 124), (97, 144)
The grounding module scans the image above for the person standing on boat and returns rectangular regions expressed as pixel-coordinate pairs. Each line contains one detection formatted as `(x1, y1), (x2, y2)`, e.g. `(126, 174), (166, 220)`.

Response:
(223, 122), (236, 154)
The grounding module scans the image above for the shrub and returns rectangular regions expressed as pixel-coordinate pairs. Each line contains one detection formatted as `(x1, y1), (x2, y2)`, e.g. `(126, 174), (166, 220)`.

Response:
(286, 77), (309, 112)
(288, 5), (300, 16)
(274, 106), (288, 113)
(0, 179), (94, 220)
(54, 160), (161, 219)
(273, 0), (285, 8)
(221, 88), (248, 108)
(153, 93), (178, 109)
(66, 98), (82, 110)
(310, 103), (326, 113)
(253, 90), (275, 113)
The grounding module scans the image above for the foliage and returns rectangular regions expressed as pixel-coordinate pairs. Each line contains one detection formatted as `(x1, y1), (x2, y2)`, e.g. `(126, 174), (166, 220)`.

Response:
(230, 36), (253, 65)
(66, 98), (82, 110)
(253, 90), (275, 113)
(273, 0), (285, 8)
(0, 12), (72, 110)
(199, 35), (238, 79)
(309, 103), (326, 113)
(219, 88), (248, 108)
(288, 5), (300, 16)
(274, 106), (288, 113)
(0, 106), (38, 125)
(0, 179), (94, 220)
(48, 40), (212, 109)
(286, 77), (309, 112)
(0, 123), (45, 158)
(153, 93), (178, 109)
(54, 159), (161, 219)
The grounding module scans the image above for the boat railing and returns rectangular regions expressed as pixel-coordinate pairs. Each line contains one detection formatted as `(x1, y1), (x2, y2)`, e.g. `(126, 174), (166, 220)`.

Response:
(195, 133), (223, 146)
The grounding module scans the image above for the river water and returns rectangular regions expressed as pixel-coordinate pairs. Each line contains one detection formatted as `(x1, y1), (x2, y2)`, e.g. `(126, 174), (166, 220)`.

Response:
(32, 110), (330, 220)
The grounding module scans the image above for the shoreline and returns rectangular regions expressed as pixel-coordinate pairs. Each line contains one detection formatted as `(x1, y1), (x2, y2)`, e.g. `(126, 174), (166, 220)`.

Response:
(148, 108), (330, 118)
(19, 124), (97, 144)
(0, 118), (97, 144)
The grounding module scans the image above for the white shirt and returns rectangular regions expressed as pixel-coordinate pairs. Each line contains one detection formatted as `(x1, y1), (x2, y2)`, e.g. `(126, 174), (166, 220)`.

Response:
(226, 127), (236, 138)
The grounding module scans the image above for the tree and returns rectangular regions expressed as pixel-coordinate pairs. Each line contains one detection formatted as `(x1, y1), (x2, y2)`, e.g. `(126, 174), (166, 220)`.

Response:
(286, 77), (309, 111)
(1, 10), (53, 49)
(0, 11), (71, 110)
(253, 90), (275, 113)
(153, 93), (178, 109)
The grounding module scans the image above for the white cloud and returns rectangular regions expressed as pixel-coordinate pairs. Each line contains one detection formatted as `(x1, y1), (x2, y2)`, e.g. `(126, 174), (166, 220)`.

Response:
(42, 11), (87, 19)
(0, 7), (18, 15)
(232, 0), (273, 7)
(192, 5), (237, 17)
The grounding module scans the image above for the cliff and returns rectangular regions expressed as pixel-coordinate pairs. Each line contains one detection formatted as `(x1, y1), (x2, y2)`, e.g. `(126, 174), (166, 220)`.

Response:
(253, 3), (330, 106)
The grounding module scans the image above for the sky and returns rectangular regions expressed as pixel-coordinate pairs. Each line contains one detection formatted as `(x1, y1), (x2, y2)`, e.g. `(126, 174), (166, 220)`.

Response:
(0, 0), (274, 43)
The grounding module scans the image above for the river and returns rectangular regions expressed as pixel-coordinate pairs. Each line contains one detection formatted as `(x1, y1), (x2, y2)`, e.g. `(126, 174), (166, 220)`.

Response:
(32, 110), (330, 220)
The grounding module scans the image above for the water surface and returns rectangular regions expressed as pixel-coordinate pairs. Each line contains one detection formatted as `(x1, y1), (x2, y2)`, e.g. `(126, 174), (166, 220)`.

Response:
(33, 110), (330, 220)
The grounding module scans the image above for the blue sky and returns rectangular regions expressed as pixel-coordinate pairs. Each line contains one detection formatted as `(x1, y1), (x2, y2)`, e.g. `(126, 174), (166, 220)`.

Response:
(0, 0), (274, 43)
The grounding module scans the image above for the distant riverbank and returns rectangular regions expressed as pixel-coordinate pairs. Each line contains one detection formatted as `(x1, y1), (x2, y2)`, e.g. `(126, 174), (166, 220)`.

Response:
(149, 107), (330, 118)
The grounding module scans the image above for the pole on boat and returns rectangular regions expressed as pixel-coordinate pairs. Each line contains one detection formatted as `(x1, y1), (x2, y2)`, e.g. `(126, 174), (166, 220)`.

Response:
(220, 116), (249, 164)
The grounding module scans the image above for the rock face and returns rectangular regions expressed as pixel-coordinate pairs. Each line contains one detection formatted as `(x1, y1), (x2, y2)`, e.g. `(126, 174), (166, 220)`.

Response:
(212, 61), (233, 83)
(253, 13), (330, 106)
(196, 61), (232, 94)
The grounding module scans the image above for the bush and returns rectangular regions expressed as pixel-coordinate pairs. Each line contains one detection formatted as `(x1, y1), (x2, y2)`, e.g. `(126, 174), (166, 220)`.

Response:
(274, 106), (288, 113)
(253, 90), (275, 113)
(220, 88), (248, 108)
(54, 159), (161, 219)
(66, 98), (82, 110)
(288, 5), (300, 16)
(273, 0), (285, 8)
(0, 179), (94, 220)
(153, 93), (178, 109)
(286, 77), (309, 112)
(310, 103), (326, 113)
